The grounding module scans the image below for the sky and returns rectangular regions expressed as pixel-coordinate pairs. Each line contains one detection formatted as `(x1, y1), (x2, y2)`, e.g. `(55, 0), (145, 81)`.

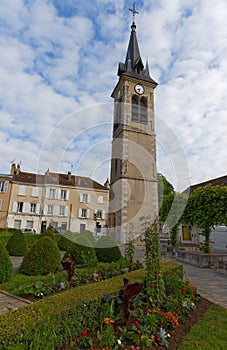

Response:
(0, 0), (226, 192)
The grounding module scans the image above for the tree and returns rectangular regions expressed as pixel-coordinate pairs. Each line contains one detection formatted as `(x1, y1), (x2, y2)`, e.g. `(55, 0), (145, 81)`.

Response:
(159, 192), (188, 246)
(182, 185), (227, 252)
(158, 173), (174, 208)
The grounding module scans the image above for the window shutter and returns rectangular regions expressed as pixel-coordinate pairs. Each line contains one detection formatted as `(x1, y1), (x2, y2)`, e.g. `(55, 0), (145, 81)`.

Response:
(43, 205), (48, 215)
(45, 188), (50, 198)
(32, 187), (38, 197)
(98, 195), (103, 204)
(18, 186), (25, 195)
(4, 182), (8, 193)
(66, 190), (69, 200)
(87, 194), (91, 203)
(53, 205), (59, 216)
(102, 210), (105, 219)
(65, 206), (69, 216)
(87, 209), (90, 219)
(78, 208), (82, 218)
(79, 194), (83, 202)
(57, 189), (61, 200)
(24, 202), (30, 213)
(36, 203), (40, 214)
(12, 201), (17, 212)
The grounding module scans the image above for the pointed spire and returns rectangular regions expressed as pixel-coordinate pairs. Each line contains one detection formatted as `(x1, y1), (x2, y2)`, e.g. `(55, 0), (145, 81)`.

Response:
(117, 3), (157, 85)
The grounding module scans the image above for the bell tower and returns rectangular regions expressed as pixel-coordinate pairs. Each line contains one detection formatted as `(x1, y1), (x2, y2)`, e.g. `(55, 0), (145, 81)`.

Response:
(108, 4), (158, 244)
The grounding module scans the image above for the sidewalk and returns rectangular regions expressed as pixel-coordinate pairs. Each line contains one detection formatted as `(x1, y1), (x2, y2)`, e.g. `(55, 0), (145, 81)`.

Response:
(164, 256), (227, 308)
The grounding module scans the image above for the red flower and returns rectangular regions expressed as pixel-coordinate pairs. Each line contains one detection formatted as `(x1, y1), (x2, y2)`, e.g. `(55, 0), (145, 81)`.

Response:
(147, 282), (152, 288)
(135, 320), (140, 327)
(81, 330), (87, 337)
(157, 336), (161, 341)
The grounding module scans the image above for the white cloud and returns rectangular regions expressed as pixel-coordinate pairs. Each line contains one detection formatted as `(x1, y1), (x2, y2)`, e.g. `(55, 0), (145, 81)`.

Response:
(0, 0), (226, 191)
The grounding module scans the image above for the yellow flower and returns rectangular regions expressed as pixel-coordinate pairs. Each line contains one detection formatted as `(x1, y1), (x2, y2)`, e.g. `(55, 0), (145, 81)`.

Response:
(104, 317), (114, 324)
(104, 317), (110, 324)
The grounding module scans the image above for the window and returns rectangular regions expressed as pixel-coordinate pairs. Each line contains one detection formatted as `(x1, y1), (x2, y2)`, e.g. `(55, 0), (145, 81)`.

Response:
(132, 95), (139, 121)
(49, 188), (56, 199)
(78, 208), (90, 218)
(79, 193), (90, 203)
(17, 202), (24, 213)
(80, 224), (86, 233)
(61, 222), (67, 230)
(52, 221), (58, 229)
(140, 97), (148, 123)
(59, 205), (65, 216)
(32, 187), (39, 197)
(98, 195), (103, 204)
(26, 220), (33, 228)
(60, 190), (67, 200)
(14, 220), (21, 229)
(81, 208), (87, 218)
(18, 185), (26, 196)
(131, 95), (148, 124)
(0, 181), (8, 193)
(30, 203), (37, 213)
(97, 210), (103, 219)
(47, 205), (54, 215)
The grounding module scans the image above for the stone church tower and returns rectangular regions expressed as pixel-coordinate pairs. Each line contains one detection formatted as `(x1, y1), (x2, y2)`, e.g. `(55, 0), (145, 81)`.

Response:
(108, 12), (159, 245)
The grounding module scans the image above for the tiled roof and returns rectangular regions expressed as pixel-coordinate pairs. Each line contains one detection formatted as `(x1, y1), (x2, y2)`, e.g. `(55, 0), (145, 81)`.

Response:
(11, 171), (108, 190)
(183, 175), (227, 195)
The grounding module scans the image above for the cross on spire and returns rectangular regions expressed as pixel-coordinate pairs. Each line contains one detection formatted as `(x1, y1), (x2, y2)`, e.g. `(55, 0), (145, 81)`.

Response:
(129, 2), (139, 24)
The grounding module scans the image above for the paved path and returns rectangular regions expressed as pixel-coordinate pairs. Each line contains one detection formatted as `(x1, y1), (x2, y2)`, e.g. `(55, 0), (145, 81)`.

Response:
(164, 256), (227, 308)
(1, 256), (227, 315)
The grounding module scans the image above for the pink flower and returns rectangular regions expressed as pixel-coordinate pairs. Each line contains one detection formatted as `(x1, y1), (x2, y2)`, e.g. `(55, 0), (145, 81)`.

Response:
(151, 334), (155, 339)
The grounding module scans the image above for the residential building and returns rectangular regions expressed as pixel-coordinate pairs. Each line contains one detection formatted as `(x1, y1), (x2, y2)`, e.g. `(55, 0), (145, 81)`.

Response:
(180, 175), (227, 244)
(0, 164), (109, 234)
(0, 174), (12, 228)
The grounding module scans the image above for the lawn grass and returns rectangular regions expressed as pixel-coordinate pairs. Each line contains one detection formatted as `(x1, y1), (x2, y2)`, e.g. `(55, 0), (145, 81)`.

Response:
(0, 270), (67, 295)
(179, 304), (227, 350)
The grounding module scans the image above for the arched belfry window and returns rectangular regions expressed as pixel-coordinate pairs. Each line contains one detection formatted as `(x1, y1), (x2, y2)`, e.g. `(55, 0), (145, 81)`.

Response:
(140, 97), (148, 123)
(131, 95), (148, 124)
(132, 95), (139, 121)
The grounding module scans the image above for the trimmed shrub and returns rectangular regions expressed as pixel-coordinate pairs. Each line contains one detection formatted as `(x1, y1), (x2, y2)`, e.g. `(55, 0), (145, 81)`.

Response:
(95, 235), (122, 262)
(57, 231), (74, 251)
(6, 231), (27, 256)
(20, 236), (61, 275)
(39, 229), (56, 241)
(0, 228), (21, 235)
(64, 235), (98, 267)
(0, 241), (12, 282)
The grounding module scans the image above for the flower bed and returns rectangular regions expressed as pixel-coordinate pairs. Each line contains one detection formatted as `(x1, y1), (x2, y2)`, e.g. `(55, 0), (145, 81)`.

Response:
(0, 264), (182, 349)
(56, 273), (204, 349)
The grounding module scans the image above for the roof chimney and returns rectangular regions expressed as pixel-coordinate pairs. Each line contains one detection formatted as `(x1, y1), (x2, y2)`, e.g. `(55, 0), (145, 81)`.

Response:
(104, 178), (110, 188)
(10, 163), (16, 175)
(16, 164), (21, 175)
(68, 171), (72, 181)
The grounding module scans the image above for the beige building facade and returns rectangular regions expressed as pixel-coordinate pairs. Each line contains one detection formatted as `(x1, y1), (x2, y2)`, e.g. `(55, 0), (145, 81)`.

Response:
(0, 174), (12, 228)
(1, 164), (109, 234)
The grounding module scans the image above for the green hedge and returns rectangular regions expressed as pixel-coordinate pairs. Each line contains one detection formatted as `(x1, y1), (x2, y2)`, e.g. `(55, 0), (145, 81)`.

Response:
(0, 233), (61, 249)
(0, 228), (21, 235)
(0, 263), (182, 349)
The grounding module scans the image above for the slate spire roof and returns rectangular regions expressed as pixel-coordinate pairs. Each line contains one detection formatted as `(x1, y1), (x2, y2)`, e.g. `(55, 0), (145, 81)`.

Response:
(117, 21), (157, 85)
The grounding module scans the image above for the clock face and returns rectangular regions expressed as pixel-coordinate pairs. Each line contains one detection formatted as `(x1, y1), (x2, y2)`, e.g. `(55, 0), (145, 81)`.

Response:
(135, 84), (144, 95)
